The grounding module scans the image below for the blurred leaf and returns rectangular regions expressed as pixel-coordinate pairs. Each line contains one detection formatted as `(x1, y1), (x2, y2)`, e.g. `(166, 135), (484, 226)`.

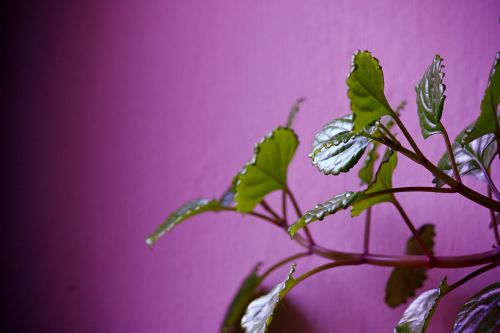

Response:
(310, 115), (382, 175)
(347, 50), (392, 131)
(221, 266), (262, 333)
(385, 225), (436, 308)
(288, 192), (360, 237)
(462, 52), (500, 144)
(285, 97), (306, 128)
(434, 124), (497, 187)
(146, 199), (222, 247)
(416, 55), (446, 138)
(351, 149), (397, 216)
(235, 127), (298, 212)
(452, 282), (500, 333)
(395, 279), (449, 333)
(358, 142), (380, 185)
(241, 265), (297, 333)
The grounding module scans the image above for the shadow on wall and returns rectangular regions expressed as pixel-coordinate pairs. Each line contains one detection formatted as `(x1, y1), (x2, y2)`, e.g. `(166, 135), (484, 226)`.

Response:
(270, 298), (315, 333)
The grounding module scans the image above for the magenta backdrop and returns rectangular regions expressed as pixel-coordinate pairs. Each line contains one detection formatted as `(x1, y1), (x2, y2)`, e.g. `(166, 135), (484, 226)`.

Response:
(5, 1), (500, 332)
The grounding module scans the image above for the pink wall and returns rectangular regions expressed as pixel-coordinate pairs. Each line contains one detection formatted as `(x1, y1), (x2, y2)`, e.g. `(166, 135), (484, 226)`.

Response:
(5, 0), (499, 332)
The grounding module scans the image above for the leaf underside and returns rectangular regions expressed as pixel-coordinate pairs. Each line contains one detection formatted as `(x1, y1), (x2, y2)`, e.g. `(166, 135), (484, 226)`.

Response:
(462, 52), (500, 144)
(241, 265), (296, 333)
(395, 279), (448, 333)
(452, 282), (500, 333)
(358, 141), (380, 185)
(235, 127), (299, 213)
(310, 115), (375, 175)
(347, 50), (392, 131)
(146, 198), (222, 247)
(221, 266), (262, 333)
(351, 148), (398, 217)
(416, 55), (446, 138)
(288, 191), (360, 237)
(434, 124), (497, 187)
(385, 224), (435, 308)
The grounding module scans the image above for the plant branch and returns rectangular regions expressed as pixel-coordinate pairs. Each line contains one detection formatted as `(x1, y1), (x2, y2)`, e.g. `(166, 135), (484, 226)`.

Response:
(374, 133), (500, 212)
(235, 208), (500, 269)
(480, 165), (500, 202)
(286, 188), (315, 245)
(260, 252), (311, 281)
(281, 190), (288, 227)
(379, 122), (400, 144)
(487, 186), (500, 246)
(293, 259), (363, 285)
(440, 125), (461, 183)
(363, 207), (372, 255)
(260, 200), (282, 222)
(390, 111), (425, 159)
(392, 199), (434, 259)
(446, 261), (500, 293)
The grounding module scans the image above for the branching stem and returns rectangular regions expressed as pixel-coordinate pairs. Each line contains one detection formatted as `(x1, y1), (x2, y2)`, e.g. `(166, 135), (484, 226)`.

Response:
(487, 186), (500, 246)
(392, 199), (434, 259)
(363, 207), (371, 255)
(286, 188), (315, 245)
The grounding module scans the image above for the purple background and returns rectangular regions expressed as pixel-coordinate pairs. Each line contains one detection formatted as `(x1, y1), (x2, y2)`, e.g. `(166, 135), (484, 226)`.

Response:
(4, 0), (500, 332)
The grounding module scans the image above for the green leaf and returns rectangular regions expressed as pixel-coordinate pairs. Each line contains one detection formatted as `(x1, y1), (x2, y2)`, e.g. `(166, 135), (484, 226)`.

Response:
(241, 265), (297, 333)
(221, 265), (262, 333)
(434, 124), (497, 187)
(146, 198), (222, 247)
(452, 282), (500, 333)
(310, 115), (378, 175)
(347, 50), (392, 131)
(395, 279), (449, 333)
(416, 55), (446, 138)
(351, 149), (398, 217)
(288, 192), (360, 237)
(385, 225), (436, 308)
(358, 142), (380, 185)
(285, 97), (305, 128)
(462, 52), (500, 145)
(358, 108), (400, 185)
(235, 127), (299, 213)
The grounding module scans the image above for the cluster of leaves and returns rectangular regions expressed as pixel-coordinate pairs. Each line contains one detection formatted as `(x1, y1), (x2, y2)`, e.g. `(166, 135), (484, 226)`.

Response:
(147, 51), (500, 333)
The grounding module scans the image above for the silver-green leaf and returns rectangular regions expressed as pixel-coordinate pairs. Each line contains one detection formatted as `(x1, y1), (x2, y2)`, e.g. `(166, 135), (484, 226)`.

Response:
(434, 124), (497, 187)
(416, 55), (446, 138)
(288, 191), (360, 237)
(452, 282), (500, 333)
(395, 279), (448, 333)
(146, 198), (222, 247)
(241, 265), (297, 333)
(310, 115), (378, 175)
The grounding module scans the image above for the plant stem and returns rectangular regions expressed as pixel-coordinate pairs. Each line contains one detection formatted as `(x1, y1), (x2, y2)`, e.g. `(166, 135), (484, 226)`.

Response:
(392, 199), (434, 259)
(391, 112), (425, 159)
(487, 186), (500, 246)
(223, 205), (500, 269)
(286, 188), (316, 245)
(260, 252), (311, 281)
(363, 207), (371, 255)
(282, 190), (288, 226)
(480, 165), (500, 202)
(441, 125), (461, 183)
(375, 134), (500, 212)
(293, 259), (363, 285)
(260, 200), (281, 221)
(220, 207), (279, 225)
(446, 261), (500, 293)
(379, 122), (400, 144)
